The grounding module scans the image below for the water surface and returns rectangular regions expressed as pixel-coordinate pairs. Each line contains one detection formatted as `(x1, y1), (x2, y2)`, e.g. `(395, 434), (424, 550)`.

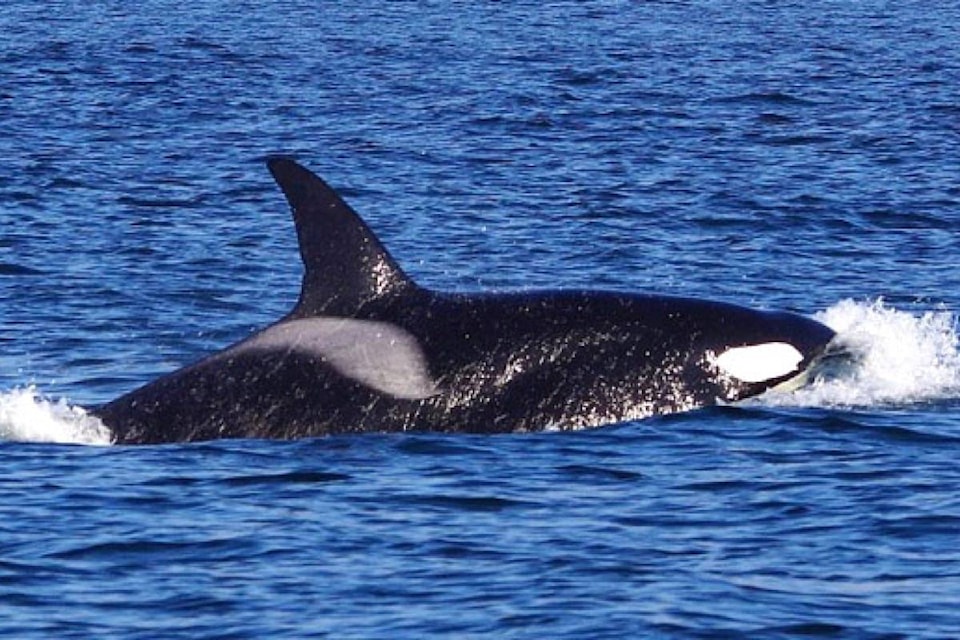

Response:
(1, 2), (959, 638)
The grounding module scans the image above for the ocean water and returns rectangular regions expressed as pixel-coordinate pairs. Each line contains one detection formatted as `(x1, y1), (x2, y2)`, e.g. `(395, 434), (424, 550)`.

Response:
(2, 1), (960, 637)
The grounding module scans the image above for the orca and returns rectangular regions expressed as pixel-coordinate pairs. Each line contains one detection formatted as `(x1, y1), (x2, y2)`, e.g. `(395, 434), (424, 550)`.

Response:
(95, 158), (836, 444)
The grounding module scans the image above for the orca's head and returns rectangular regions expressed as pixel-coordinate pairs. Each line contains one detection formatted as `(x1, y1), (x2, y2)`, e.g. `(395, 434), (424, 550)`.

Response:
(698, 309), (837, 402)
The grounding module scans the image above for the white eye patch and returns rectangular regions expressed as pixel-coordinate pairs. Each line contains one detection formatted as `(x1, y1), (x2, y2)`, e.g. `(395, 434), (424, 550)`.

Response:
(714, 342), (804, 383)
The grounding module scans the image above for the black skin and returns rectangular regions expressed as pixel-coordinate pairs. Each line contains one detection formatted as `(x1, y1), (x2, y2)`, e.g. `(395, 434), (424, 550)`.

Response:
(94, 159), (835, 444)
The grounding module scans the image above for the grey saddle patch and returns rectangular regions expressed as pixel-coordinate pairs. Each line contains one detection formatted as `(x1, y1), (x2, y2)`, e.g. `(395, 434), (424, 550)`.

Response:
(228, 318), (440, 400)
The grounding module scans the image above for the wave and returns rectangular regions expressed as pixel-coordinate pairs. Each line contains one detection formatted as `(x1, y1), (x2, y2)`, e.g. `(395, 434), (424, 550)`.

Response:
(0, 387), (112, 445)
(762, 298), (960, 409)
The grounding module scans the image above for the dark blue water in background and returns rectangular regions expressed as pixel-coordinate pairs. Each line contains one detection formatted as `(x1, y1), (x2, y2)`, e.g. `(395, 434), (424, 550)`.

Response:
(2, 2), (960, 637)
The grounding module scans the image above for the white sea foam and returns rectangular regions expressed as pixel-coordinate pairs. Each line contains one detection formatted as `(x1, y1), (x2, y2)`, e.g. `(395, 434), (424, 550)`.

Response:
(0, 386), (112, 445)
(762, 298), (960, 409)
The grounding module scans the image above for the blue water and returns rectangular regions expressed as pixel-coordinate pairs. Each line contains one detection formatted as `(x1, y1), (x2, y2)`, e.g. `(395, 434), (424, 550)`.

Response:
(2, 1), (960, 637)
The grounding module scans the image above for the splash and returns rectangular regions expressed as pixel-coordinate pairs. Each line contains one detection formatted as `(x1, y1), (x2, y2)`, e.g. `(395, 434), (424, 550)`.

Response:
(0, 386), (112, 445)
(763, 299), (960, 409)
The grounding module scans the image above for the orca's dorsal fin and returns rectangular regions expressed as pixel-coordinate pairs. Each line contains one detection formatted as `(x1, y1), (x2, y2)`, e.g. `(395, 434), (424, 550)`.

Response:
(267, 158), (414, 317)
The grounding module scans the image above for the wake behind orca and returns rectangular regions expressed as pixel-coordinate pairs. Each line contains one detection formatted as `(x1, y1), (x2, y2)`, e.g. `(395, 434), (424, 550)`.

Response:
(95, 159), (836, 444)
